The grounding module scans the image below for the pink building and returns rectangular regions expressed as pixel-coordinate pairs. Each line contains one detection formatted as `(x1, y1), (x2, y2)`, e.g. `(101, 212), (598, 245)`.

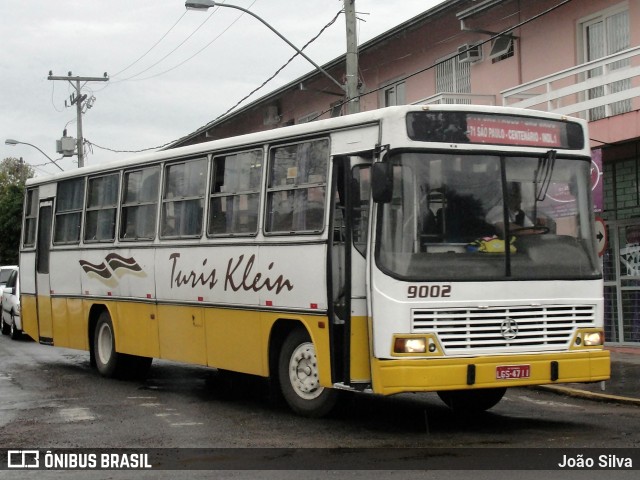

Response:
(174, 0), (640, 345)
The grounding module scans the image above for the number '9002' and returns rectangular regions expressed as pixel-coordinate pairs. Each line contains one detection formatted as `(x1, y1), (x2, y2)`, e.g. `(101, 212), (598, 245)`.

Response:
(407, 285), (452, 298)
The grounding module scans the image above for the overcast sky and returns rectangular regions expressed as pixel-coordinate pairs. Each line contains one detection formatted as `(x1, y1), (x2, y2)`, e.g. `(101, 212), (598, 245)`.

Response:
(1, 0), (445, 176)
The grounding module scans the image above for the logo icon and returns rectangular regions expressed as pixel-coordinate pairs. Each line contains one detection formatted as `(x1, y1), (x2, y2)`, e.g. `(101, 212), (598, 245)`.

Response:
(7, 450), (39, 469)
(500, 317), (518, 340)
(79, 253), (146, 287)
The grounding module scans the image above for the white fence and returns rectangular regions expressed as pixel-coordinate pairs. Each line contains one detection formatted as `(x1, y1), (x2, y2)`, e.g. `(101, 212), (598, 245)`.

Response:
(501, 46), (640, 121)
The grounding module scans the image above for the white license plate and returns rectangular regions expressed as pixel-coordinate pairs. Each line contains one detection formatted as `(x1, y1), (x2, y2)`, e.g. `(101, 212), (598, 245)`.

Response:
(496, 364), (531, 380)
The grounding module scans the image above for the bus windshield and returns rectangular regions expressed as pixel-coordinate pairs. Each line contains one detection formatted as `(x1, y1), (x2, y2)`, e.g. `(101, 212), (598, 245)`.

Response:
(376, 151), (600, 281)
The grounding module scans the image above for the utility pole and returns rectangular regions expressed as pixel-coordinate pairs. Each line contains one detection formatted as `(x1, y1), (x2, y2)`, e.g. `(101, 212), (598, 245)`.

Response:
(47, 72), (109, 168)
(343, 0), (360, 114)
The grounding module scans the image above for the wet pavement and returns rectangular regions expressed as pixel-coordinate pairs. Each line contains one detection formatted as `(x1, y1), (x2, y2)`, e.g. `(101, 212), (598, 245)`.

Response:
(540, 346), (640, 406)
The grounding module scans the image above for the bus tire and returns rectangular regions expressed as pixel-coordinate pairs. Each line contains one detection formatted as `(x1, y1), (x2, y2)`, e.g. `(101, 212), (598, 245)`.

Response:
(278, 327), (338, 418)
(94, 311), (122, 378)
(10, 313), (21, 340)
(126, 355), (152, 380)
(1, 318), (9, 335)
(93, 311), (152, 380)
(437, 387), (506, 413)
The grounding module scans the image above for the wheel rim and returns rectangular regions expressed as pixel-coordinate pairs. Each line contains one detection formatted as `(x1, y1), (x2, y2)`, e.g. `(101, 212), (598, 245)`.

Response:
(97, 323), (113, 365)
(288, 341), (323, 400)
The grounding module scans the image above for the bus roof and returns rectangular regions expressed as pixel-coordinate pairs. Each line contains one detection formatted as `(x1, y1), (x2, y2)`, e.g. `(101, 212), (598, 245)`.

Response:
(26, 105), (587, 187)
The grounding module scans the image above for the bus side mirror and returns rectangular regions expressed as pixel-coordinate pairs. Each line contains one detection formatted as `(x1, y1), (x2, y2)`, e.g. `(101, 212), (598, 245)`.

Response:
(371, 162), (393, 203)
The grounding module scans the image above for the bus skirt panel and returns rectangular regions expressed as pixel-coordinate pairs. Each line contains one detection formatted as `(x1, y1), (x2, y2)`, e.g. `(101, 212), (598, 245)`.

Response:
(370, 350), (611, 395)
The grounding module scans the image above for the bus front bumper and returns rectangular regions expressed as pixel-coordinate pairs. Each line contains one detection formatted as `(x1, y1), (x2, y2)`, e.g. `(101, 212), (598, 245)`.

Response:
(371, 350), (610, 395)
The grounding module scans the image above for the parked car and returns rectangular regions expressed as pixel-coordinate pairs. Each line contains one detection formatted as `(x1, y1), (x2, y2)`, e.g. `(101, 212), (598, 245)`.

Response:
(0, 265), (18, 306)
(1, 268), (21, 339)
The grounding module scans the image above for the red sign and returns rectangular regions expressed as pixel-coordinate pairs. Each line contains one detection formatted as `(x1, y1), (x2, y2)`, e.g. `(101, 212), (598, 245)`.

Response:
(496, 364), (531, 380)
(467, 115), (563, 148)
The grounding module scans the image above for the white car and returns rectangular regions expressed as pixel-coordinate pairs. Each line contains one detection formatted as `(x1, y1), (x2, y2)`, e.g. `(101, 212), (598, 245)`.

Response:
(1, 268), (21, 339)
(0, 265), (18, 310)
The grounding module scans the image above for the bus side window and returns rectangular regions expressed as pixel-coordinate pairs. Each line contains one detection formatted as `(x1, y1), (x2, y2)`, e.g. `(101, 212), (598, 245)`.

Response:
(85, 173), (119, 243)
(23, 188), (39, 247)
(352, 165), (370, 256)
(120, 166), (160, 241)
(266, 139), (329, 234)
(161, 157), (207, 238)
(54, 177), (85, 245)
(209, 150), (262, 236)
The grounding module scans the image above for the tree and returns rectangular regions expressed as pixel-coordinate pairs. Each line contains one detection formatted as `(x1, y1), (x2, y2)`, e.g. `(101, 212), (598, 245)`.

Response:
(0, 157), (35, 264)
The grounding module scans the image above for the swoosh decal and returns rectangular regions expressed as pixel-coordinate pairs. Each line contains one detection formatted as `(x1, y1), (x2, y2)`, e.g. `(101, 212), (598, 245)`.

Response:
(105, 253), (142, 272)
(79, 260), (112, 279)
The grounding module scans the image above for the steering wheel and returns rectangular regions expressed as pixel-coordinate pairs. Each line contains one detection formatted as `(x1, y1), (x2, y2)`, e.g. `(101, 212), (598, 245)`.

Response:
(510, 225), (550, 235)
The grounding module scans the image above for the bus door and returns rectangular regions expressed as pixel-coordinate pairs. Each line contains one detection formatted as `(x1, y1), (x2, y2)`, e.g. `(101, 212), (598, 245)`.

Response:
(329, 156), (371, 388)
(35, 200), (54, 344)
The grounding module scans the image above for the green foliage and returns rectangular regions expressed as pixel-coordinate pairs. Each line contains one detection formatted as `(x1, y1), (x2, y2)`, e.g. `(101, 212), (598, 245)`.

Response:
(0, 157), (35, 264)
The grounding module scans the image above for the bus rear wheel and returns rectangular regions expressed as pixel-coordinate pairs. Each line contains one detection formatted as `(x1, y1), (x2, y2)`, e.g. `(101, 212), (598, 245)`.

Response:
(94, 311), (121, 378)
(93, 311), (151, 380)
(1, 318), (9, 335)
(9, 314), (21, 340)
(437, 387), (506, 413)
(278, 328), (338, 418)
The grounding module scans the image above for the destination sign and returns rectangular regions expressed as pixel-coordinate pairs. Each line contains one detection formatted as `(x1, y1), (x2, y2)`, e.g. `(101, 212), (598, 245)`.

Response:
(406, 111), (584, 149)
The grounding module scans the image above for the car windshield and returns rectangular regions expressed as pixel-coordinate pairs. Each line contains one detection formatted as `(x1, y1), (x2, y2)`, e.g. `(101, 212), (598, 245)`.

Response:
(0, 269), (14, 284)
(376, 152), (600, 281)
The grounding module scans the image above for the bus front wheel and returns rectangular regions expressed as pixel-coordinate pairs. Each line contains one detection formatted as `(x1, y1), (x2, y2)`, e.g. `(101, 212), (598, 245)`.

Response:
(94, 311), (121, 378)
(278, 328), (338, 418)
(437, 387), (506, 413)
(93, 311), (151, 379)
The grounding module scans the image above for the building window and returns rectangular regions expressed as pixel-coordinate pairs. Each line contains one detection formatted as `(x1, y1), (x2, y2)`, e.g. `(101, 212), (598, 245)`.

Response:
(161, 157), (207, 238)
(330, 101), (343, 118)
(85, 173), (119, 243)
(383, 81), (406, 106)
(54, 178), (84, 244)
(209, 150), (262, 236)
(580, 7), (630, 120)
(121, 166), (160, 241)
(297, 112), (319, 124)
(490, 36), (514, 63)
(266, 139), (329, 233)
(435, 54), (471, 104)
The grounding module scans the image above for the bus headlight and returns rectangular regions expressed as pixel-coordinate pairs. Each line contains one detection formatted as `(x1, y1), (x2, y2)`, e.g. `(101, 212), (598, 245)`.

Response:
(394, 337), (426, 354)
(582, 331), (604, 346)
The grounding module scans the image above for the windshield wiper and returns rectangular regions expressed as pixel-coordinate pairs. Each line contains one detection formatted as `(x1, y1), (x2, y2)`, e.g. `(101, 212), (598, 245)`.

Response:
(535, 150), (556, 201)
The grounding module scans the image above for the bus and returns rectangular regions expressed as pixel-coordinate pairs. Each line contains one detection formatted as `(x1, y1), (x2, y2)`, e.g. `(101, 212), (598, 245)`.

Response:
(19, 105), (609, 417)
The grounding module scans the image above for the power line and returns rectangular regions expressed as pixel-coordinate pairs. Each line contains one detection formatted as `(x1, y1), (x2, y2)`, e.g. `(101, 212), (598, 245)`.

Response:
(87, 6), (341, 154)
(128, 0), (260, 82)
(310, 0), (574, 121)
(91, 0), (238, 92)
(112, 9), (218, 83)
(111, 12), (188, 78)
(108, 0), (260, 84)
(50, 81), (64, 112)
(204, 9), (343, 127)
(88, 0), (575, 156)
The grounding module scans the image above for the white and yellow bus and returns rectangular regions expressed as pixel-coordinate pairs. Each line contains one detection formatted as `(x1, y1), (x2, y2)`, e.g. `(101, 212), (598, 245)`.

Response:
(20, 105), (609, 417)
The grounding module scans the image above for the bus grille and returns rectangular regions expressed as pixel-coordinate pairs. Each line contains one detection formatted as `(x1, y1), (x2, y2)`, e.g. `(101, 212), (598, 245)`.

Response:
(412, 305), (595, 354)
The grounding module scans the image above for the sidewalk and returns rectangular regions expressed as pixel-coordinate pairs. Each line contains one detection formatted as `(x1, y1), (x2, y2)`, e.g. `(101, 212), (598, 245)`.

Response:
(539, 346), (640, 406)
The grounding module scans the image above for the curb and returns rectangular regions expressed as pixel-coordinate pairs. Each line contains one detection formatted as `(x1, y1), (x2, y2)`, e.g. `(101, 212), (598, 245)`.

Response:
(537, 385), (640, 406)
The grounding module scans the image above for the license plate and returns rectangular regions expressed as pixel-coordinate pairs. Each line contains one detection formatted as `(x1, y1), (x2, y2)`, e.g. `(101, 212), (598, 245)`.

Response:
(496, 364), (531, 380)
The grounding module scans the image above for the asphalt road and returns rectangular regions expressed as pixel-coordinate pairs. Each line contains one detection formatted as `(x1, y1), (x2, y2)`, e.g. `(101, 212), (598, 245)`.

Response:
(1, 334), (638, 479)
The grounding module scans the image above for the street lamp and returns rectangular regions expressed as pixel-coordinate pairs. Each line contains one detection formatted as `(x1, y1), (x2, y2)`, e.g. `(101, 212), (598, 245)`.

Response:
(185, 0), (346, 93)
(5, 139), (64, 171)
